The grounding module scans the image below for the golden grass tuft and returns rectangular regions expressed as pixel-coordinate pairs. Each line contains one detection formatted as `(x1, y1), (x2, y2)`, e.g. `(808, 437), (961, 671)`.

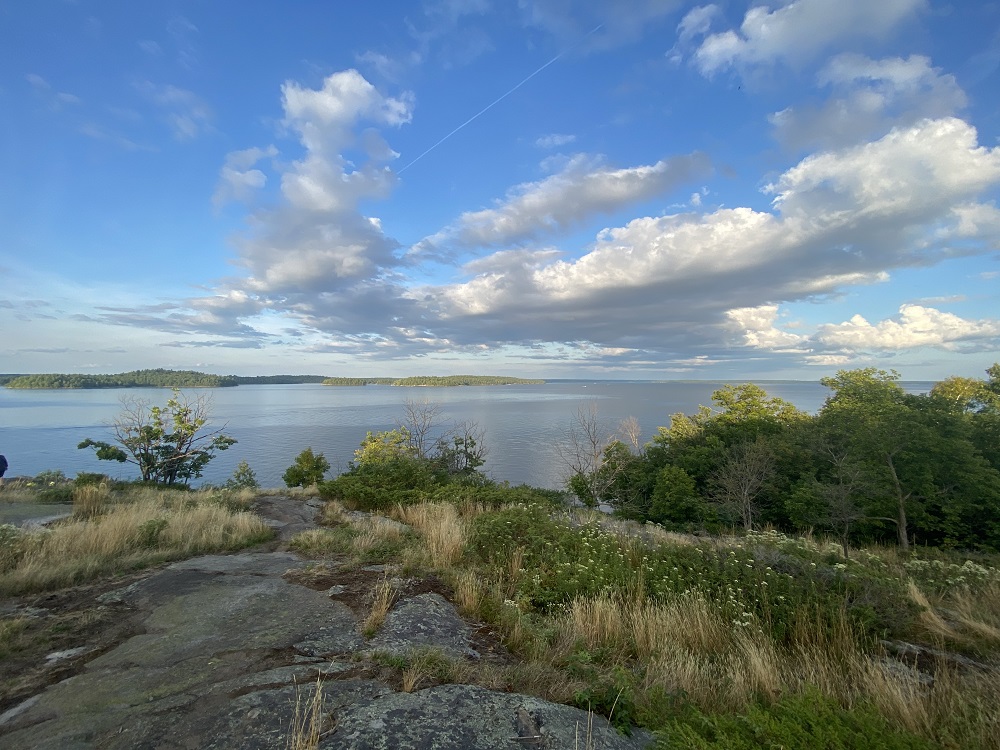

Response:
(362, 575), (398, 637)
(393, 503), (466, 569)
(71, 483), (110, 518)
(451, 569), (484, 617)
(318, 500), (347, 526)
(286, 676), (328, 750)
(0, 492), (271, 595)
(907, 581), (959, 642)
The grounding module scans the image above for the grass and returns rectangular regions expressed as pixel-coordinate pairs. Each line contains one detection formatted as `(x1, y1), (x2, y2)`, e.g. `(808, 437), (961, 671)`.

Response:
(363, 497), (1000, 749)
(289, 500), (412, 564)
(0, 616), (30, 660)
(361, 575), (398, 637)
(286, 676), (328, 750)
(0, 486), (273, 595)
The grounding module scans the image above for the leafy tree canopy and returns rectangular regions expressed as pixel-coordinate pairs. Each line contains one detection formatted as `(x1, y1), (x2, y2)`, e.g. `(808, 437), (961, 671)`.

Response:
(78, 389), (236, 485)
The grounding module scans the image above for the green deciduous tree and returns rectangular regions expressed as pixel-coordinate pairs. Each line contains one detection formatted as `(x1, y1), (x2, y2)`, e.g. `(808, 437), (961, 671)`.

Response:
(283, 447), (331, 488)
(649, 465), (707, 528)
(225, 460), (260, 490)
(78, 389), (236, 485)
(818, 367), (1000, 551)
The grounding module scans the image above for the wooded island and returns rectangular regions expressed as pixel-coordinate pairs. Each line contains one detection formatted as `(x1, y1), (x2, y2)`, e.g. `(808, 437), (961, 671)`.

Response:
(2, 369), (544, 389)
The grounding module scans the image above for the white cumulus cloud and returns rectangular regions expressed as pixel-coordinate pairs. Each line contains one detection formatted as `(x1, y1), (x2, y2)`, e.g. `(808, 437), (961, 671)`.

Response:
(424, 152), (711, 249)
(693, 0), (926, 76)
(816, 304), (1000, 351)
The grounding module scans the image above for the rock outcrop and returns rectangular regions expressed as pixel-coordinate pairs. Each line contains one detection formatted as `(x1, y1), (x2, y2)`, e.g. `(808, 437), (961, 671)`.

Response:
(0, 496), (654, 749)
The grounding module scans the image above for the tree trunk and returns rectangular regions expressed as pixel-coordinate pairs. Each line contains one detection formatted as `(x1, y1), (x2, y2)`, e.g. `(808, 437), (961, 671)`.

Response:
(885, 453), (910, 553)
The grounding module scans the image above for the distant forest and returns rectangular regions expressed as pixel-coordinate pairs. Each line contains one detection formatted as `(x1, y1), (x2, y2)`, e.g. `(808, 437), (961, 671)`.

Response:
(2, 370), (543, 389)
(4, 369), (238, 389)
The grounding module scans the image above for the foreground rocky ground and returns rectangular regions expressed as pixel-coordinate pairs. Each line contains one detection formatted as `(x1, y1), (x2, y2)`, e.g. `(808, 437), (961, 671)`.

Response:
(0, 496), (653, 749)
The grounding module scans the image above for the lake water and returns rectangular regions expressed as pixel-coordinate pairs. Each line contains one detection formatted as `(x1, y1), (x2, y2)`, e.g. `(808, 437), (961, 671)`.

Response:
(0, 380), (931, 490)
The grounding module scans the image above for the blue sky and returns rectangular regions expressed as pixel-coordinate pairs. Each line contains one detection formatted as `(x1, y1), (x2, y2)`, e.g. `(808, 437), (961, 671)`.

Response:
(2, 0), (999, 381)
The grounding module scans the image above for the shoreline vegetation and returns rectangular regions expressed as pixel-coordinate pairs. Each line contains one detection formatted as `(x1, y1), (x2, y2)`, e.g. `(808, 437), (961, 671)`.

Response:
(1, 370), (545, 390)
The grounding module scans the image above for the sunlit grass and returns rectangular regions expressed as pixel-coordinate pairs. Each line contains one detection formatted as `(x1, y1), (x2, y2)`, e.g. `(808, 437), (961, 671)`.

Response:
(0, 488), (272, 595)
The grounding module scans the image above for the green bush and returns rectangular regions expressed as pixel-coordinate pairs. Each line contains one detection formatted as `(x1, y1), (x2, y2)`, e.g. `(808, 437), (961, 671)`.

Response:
(318, 457), (438, 511)
(74, 472), (110, 487)
(37, 486), (74, 503)
(572, 667), (638, 735)
(33, 470), (67, 485)
(467, 507), (914, 642)
(657, 690), (935, 749)
(283, 448), (330, 488)
(137, 518), (169, 548)
(224, 460), (260, 491)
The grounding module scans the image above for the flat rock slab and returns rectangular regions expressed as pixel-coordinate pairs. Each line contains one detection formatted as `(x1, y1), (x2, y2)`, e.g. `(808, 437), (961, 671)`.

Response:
(367, 593), (477, 659)
(325, 683), (654, 750)
(0, 551), (360, 748)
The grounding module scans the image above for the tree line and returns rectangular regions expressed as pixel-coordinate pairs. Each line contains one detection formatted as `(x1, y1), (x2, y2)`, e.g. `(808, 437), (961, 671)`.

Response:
(4, 371), (543, 389)
(568, 365), (1000, 554)
(5, 369), (239, 389)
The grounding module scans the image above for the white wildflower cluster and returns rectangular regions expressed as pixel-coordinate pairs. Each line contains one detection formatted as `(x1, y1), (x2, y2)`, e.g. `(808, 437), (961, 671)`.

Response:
(904, 558), (1000, 591)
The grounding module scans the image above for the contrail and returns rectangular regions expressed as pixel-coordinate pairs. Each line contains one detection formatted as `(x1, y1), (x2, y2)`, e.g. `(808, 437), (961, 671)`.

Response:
(397, 24), (603, 174)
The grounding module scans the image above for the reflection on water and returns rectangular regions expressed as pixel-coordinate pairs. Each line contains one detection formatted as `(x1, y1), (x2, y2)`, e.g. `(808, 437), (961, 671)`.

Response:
(0, 381), (929, 489)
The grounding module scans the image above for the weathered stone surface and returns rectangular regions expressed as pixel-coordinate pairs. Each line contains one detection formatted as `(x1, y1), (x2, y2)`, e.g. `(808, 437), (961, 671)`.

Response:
(367, 593), (478, 659)
(324, 684), (654, 750)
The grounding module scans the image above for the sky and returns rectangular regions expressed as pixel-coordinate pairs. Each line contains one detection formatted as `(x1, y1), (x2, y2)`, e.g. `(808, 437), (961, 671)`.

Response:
(2, 0), (999, 382)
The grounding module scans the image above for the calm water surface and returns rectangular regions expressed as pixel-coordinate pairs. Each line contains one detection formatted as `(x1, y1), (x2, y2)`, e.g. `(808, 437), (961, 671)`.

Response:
(0, 381), (930, 489)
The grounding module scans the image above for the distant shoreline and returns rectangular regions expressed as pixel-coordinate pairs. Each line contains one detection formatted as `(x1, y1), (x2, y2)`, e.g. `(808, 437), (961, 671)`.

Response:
(1, 370), (545, 390)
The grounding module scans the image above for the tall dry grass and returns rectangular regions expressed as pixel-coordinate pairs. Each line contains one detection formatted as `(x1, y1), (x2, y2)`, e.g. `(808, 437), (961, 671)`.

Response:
(549, 587), (1000, 747)
(393, 502), (467, 569)
(362, 575), (398, 637)
(71, 483), (110, 519)
(1, 492), (271, 595)
(286, 676), (327, 750)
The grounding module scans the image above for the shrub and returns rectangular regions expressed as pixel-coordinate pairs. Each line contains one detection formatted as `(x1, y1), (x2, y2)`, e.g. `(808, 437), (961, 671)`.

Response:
(75, 472), (110, 487)
(318, 457), (438, 511)
(37, 485), (74, 503)
(429, 481), (566, 509)
(137, 517), (169, 548)
(283, 448), (331, 488)
(33, 469), (67, 485)
(225, 460), (260, 491)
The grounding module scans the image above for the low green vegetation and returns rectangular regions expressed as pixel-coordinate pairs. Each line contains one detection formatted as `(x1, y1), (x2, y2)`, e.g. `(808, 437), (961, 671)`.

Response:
(297, 484), (999, 748)
(283, 378), (1000, 748)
